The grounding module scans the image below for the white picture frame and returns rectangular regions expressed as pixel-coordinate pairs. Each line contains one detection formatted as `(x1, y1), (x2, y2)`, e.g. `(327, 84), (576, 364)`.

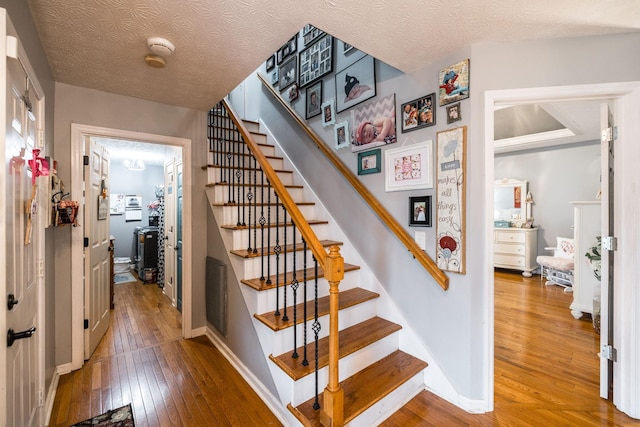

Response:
(334, 120), (350, 149)
(384, 141), (433, 192)
(321, 99), (335, 127)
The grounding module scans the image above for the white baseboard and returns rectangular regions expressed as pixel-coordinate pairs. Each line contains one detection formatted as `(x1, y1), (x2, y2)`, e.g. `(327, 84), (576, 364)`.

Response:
(44, 371), (60, 426)
(203, 327), (292, 425)
(56, 362), (73, 376)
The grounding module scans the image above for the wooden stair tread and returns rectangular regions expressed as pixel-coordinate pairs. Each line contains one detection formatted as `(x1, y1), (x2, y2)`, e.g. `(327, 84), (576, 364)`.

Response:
(206, 182), (303, 189)
(288, 350), (428, 426)
(231, 239), (342, 259)
(223, 219), (328, 232)
(242, 262), (359, 291)
(254, 287), (379, 331)
(270, 317), (402, 380)
(204, 164), (293, 173)
(211, 200), (314, 208)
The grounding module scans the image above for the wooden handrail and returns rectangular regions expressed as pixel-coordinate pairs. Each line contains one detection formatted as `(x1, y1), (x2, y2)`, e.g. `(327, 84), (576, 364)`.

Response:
(220, 98), (330, 271)
(257, 73), (449, 290)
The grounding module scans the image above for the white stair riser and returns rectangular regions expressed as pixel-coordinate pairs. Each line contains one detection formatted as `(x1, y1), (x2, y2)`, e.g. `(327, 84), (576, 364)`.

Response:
(207, 152), (283, 170)
(288, 332), (400, 407)
(217, 204), (316, 227)
(235, 249), (341, 282)
(252, 272), (360, 315)
(209, 184), (303, 205)
(227, 223), (328, 251)
(207, 167), (293, 186)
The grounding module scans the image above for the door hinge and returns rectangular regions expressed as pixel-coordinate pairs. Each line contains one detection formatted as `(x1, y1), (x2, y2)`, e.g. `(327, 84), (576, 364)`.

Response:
(602, 236), (617, 251)
(602, 344), (617, 362)
(84, 237), (89, 248)
(38, 389), (44, 407)
(84, 319), (89, 330)
(37, 129), (45, 149)
(83, 155), (89, 166)
(601, 126), (618, 143)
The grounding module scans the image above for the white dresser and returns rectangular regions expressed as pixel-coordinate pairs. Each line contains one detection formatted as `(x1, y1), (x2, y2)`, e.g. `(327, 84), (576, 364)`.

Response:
(493, 228), (538, 277)
(569, 201), (601, 319)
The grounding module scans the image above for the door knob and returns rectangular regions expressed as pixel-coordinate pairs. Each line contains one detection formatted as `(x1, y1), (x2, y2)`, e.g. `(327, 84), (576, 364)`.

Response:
(7, 327), (36, 347)
(7, 293), (18, 310)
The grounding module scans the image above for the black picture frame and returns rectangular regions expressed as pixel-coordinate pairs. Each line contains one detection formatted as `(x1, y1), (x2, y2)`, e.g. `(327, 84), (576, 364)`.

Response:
(266, 54), (275, 72)
(305, 81), (322, 119)
(401, 93), (436, 133)
(335, 55), (376, 113)
(446, 102), (462, 124)
(409, 196), (432, 227)
(357, 149), (381, 175)
(298, 34), (333, 88)
(302, 24), (325, 45)
(278, 55), (297, 91)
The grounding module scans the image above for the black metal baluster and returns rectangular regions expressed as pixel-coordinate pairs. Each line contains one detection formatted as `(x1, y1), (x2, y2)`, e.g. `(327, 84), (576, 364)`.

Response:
(282, 207), (288, 321)
(259, 175), (267, 281)
(274, 192), (281, 317)
(302, 238), (309, 366)
(265, 181), (272, 285)
(252, 154), (258, 254)
(246, 151), (253, 252)
(312, 255), (321, 410)
(290, 222), (298, 358)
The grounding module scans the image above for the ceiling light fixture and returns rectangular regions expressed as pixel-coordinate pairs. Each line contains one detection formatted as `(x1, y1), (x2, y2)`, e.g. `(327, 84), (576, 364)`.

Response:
(144, 54), (166, 68)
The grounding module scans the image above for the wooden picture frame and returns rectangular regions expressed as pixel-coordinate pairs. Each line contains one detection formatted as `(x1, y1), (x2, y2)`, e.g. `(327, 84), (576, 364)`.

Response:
(321, 99), (335, 127)
(409, 196), (432, 227)
(446, 102), (461, 124)
(278, 55), (297, 91)
(334, 120), (350, 149)
(298, 33), (333, 88)
(438, 59), (470, 106)
(384, 140), (433, 191)
(436, 126), (467, 274)
(335, 55), (376, 113)
(357, 149), (381, 175)
(401, 93), (436, 132)
(306, 81), (322, 119)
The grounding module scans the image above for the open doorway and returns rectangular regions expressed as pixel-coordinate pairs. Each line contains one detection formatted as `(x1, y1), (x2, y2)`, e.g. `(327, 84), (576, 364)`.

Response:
(484, 82), (640, 417)
(69, 124), (193, 371)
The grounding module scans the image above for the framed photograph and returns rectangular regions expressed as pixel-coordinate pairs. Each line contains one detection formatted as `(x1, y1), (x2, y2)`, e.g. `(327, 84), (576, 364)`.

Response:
(270, 68), (279, 85)
(343, 42), (354, 54)
(350, 93), (396, 152)
(287, 83), (299, 102)
(335, 55), (376, 113)
(334, 120), (350, 149)
(266, 54), (275, 72)
(276, 48), (283, 65)
(401, 93), (436, 132)
(436, 126), (467, 274)
(409, 196), (432, 227)
(298, 33), (333, 88)
(357, 149), (381, 175)
(303, 24), (325, 45)
(109, 193), (125, 215)
(125, 195), (142, 208)
(278, 55), (297, 91)
(288, 35), (297, 56)
(384, 140), (433, 192)
(438, 59), (470, 106)
(321, 99), (335, 127)
(306, 81), (322, 119)
(446, 102), (461, 124)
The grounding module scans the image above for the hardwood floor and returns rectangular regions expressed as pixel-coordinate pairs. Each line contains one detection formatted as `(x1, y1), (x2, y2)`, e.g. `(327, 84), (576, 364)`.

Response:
(50, 270), (640, 426)
(382, 270), (640, 426)
(48, 278), (282, 427)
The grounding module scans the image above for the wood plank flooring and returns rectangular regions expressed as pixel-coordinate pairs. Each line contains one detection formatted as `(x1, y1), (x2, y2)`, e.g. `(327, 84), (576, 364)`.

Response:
(381, 270), (640, 426)
(48, 278), (283, 427)
(50, 270), (640, 426)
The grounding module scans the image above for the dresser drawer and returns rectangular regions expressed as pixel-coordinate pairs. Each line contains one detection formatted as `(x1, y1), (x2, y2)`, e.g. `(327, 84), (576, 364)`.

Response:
(495, 253), (525, 267)
(494, 243), (525, 255)
(495, 230), (526, 243)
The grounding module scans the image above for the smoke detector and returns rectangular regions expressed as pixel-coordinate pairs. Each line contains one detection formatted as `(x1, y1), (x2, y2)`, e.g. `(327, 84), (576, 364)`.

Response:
(146, 37), (175, 57)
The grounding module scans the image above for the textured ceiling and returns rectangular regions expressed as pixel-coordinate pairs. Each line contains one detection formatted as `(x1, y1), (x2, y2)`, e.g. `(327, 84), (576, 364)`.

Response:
(27, 0), (640, 111)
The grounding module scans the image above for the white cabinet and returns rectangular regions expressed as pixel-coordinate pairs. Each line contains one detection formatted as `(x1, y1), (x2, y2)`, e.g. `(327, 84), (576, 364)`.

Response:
(494, 228), (538, 277)
(570, 201), (601, 319)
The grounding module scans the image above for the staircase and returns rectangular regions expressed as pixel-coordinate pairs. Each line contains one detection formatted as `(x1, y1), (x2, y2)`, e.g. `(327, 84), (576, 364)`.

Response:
(204, 103), (428, 426)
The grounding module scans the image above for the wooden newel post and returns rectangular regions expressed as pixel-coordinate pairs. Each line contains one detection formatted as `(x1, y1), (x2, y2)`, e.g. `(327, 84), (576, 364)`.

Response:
(321, 245), (345, 427)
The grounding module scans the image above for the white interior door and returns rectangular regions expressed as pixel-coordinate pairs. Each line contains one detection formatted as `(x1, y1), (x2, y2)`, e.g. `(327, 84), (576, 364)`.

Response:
(84, 138), (111, 360)
(2, 17), (43, 426)
(163, 159), (176, 305)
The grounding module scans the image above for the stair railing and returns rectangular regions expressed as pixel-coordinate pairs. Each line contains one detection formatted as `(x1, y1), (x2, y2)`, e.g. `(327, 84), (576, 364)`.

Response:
(210, 99), (345, 425)
(257, 72), (449, 291)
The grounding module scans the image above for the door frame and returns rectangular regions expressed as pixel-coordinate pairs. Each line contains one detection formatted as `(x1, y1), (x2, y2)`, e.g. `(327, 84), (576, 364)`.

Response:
(69, 124), (192, 370)
(484, 82), (640, 416)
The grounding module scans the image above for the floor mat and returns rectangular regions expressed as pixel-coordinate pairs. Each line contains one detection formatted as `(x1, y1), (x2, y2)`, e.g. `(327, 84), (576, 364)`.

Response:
(71, 403), (134, 426)
(114, 272), (136, 284)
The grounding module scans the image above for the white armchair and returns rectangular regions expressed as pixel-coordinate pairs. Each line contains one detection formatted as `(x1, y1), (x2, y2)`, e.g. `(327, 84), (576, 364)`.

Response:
(536, 237), (575, 293)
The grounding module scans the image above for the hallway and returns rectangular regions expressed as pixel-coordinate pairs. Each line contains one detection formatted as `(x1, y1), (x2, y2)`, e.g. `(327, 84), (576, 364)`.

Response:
(48, 279), (282, 426)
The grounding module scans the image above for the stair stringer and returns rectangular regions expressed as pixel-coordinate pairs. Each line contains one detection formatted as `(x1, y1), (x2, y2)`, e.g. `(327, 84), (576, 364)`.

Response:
(257, 119), (463, 412)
